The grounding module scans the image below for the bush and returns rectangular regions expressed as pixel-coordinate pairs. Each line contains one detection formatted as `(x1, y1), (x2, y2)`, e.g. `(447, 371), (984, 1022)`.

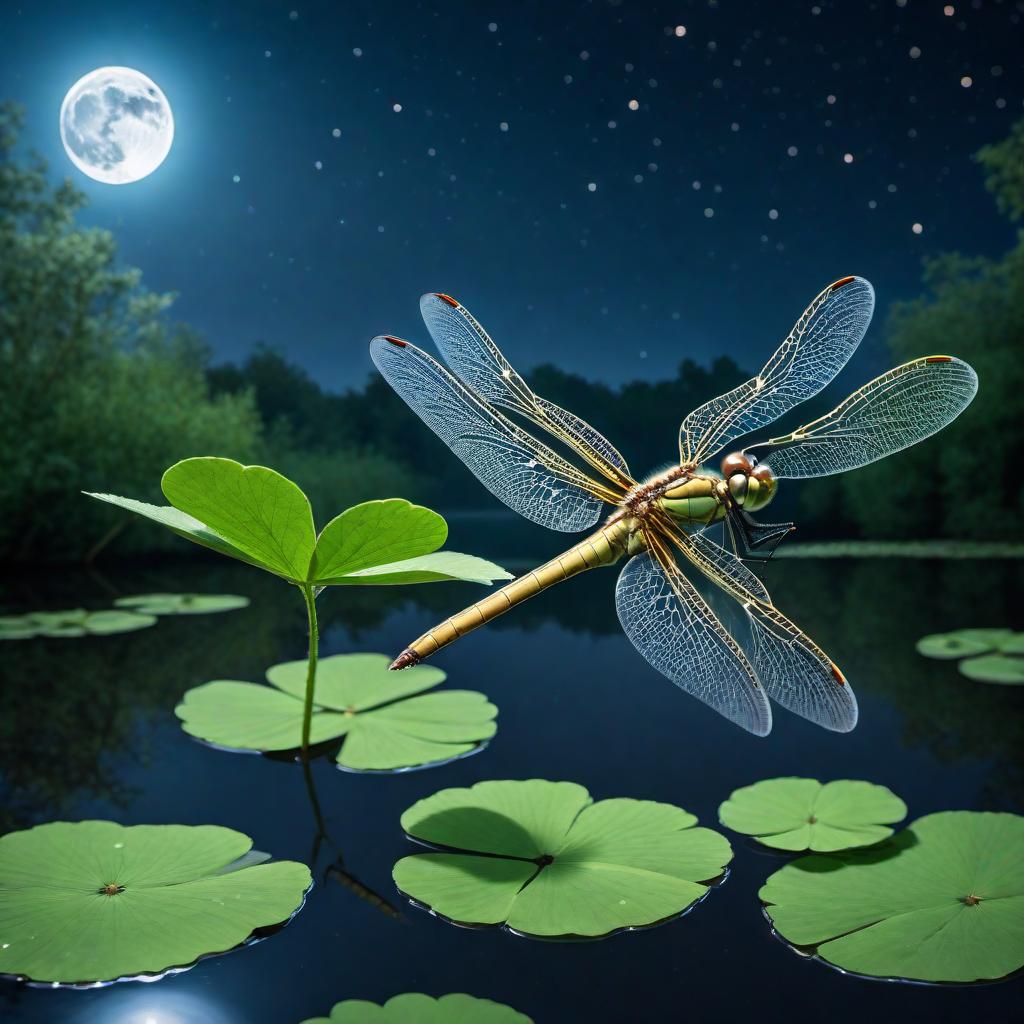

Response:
(0, 103), (261, 562)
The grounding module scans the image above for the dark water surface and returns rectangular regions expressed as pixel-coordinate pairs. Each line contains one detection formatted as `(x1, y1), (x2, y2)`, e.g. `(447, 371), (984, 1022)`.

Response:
(2, 519), (1022, 1023)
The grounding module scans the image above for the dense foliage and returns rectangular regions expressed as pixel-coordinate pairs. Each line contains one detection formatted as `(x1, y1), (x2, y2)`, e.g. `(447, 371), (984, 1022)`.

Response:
(809, 120), (1024, 540)
(0, 103), (260, 561)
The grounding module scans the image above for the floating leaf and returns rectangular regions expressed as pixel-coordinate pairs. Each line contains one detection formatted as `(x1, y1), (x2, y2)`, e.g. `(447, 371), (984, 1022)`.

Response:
(959, 654), (1024, 686)
(87, 460), (510, 587)
(392, 780), (732, 939)
(0, 820), (311, 984)
(0, 608), (157, 640)
(760, 811), (1024, 983)
(114, 593), (250, 615)
(176, 654), (497, 771)
(916, 633), (995, 659)
(1000, 634), (1024, 655)
(718, 777), (907, 852)
(948, 628), (1016, 647)
(301, 993), (533, 1024)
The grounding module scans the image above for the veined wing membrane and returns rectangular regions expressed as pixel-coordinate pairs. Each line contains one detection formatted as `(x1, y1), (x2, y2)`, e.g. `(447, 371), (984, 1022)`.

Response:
(750, 356), (978, 478)
(369, 336), (613, 532)
(615, 529), (772, 736)
(679, 276), (875, 465)
(678, 528), (858, 732)
(420, 293), (632, 486)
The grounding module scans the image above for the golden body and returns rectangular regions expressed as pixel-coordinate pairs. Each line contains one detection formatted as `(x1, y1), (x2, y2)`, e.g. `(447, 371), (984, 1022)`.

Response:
(391, 461), (763, 669)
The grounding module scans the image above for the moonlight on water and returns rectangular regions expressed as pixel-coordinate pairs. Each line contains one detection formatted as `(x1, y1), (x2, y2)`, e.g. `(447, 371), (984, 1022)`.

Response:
(59, 66), (173, 184)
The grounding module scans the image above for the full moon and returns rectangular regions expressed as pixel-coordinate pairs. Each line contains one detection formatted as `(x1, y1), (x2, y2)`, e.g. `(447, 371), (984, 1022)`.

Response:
(59, 67), (173, 184)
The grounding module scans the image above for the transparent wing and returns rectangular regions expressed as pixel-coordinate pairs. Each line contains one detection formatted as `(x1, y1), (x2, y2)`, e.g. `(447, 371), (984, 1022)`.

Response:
(680, 529), (858, 732)
(420, 293), (632, 486)
(615, 530), (772, 736)
(679, 276), (875, 464)
(751, 356), (978, 479)
(370, 336), (613, 532)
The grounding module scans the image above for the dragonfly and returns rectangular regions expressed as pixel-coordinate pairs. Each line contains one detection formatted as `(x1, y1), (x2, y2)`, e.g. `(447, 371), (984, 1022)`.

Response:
(369, 277), (978, 735)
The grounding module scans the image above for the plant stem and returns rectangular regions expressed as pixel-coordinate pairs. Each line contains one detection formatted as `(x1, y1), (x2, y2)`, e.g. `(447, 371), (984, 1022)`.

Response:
(300, 583), (319, 759)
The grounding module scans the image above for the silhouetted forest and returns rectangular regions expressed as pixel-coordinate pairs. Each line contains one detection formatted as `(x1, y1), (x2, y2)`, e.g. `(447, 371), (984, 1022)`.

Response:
(208, 345), (749, 511)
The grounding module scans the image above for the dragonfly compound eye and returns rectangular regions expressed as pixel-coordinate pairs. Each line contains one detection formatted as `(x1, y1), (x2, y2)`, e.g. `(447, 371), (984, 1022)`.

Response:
(746, 464), (778, 510)
(720, 452), (753, 478)
(727, 472), (749, 504)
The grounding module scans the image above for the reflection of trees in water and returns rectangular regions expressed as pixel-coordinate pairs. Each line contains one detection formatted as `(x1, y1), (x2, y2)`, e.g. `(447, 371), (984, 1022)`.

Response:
(760, 557), (1024, 806)
(0, 564), (292, 832)
(5, 552), (1020, 832)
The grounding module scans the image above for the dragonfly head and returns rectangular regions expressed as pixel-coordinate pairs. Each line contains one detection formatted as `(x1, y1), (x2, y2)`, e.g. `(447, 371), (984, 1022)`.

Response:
(721, 452), (777, 511)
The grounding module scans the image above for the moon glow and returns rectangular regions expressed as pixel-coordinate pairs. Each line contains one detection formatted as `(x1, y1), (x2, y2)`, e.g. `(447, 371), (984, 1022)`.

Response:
(59, 67), (173, 184)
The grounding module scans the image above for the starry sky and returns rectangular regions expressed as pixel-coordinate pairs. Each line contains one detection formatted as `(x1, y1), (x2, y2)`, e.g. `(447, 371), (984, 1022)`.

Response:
(1, 0), (1021, 388)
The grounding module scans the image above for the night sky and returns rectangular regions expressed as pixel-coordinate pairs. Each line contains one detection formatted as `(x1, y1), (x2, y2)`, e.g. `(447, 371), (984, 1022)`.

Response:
(2, 1), (1021, 388)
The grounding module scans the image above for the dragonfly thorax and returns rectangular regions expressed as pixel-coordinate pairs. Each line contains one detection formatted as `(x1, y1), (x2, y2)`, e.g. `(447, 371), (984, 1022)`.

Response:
(656, 453), (778, 528)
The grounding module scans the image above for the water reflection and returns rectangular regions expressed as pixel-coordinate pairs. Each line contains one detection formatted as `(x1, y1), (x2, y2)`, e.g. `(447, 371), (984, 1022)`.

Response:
(2, 552), (1021, 831)
(299, 757), (404, 922)
(65, 989), (238, 1024)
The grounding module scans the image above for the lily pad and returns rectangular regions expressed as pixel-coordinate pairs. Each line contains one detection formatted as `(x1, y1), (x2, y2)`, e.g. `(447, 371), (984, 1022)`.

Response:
(916, 633), (995, 659)
(0, 820), (311, 984)
(759, 810), (1024, 982)
(916, 628), (1021, 660)
(392, 780), (732, 939)
(958, 654), (1024, 686)
(1001, 634), (1024, 655)
(301, 993), (533, 1024)
(176, 654), (498, 771)
(718, 777), (907, 852)
(87, 458), (512, 587)
(0, 608), (157, 640)
(114, 592), (251, 615)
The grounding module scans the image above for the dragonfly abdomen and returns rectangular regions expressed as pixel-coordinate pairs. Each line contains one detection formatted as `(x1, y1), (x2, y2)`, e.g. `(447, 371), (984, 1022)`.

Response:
(389, 519), (632, 670)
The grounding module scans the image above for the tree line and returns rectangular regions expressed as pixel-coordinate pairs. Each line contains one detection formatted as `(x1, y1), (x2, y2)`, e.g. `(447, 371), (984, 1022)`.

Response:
(1, 99), (1020, 563)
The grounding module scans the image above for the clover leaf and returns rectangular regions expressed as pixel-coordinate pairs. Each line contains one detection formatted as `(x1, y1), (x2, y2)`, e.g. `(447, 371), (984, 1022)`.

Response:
(759, 811), (1024, 983)
(177, 654), (498, 771)
(87, 458), (511, 757)
(0, 608), (156, 640)
(114, 593), (250, 615)
(392, 780), (732, 939)
(301, 993), (533, 1024)
(87, 458), (511, 588)
(718, 777), (907, 852)
(0, 820), (311, 984)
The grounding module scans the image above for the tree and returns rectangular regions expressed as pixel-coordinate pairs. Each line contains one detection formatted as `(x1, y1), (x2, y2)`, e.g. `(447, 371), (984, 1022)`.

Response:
(813, 120), (1024, 541)
(0, 103), (261, 562)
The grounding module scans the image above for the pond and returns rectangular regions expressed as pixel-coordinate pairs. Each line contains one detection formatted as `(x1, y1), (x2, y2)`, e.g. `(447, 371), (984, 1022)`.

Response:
(2, 515), (1022, 1023)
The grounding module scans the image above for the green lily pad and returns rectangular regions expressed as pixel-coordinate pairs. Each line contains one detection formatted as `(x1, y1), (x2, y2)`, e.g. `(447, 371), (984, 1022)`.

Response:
(958, 654), (1024, 685)
(0, 608), (157, 640)
(0, 820), (311, 984)
(114, 592), (251, 615)
(759, 811), (1024, 983)
(301, 993), (533, 1024)
(1000, 634), (1024, 655)
(87, 458), (512, 587)
(718, 777), (907, 852)
(916, 633), (995, 659)
(392, 780), (732, 939)
(176, 654), (498, 771)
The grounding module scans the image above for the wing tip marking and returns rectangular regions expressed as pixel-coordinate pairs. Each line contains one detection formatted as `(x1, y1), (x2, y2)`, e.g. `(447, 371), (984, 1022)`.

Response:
(383, 335), (407, 347)
(435, 292), (460, 308)
(830, 661), (847, 686)
(829, 275), (856, 291)
(925, 355), (953, 363)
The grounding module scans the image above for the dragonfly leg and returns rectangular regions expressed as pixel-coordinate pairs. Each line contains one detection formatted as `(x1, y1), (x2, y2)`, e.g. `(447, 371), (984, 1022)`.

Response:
(727, 506), (794, 561)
